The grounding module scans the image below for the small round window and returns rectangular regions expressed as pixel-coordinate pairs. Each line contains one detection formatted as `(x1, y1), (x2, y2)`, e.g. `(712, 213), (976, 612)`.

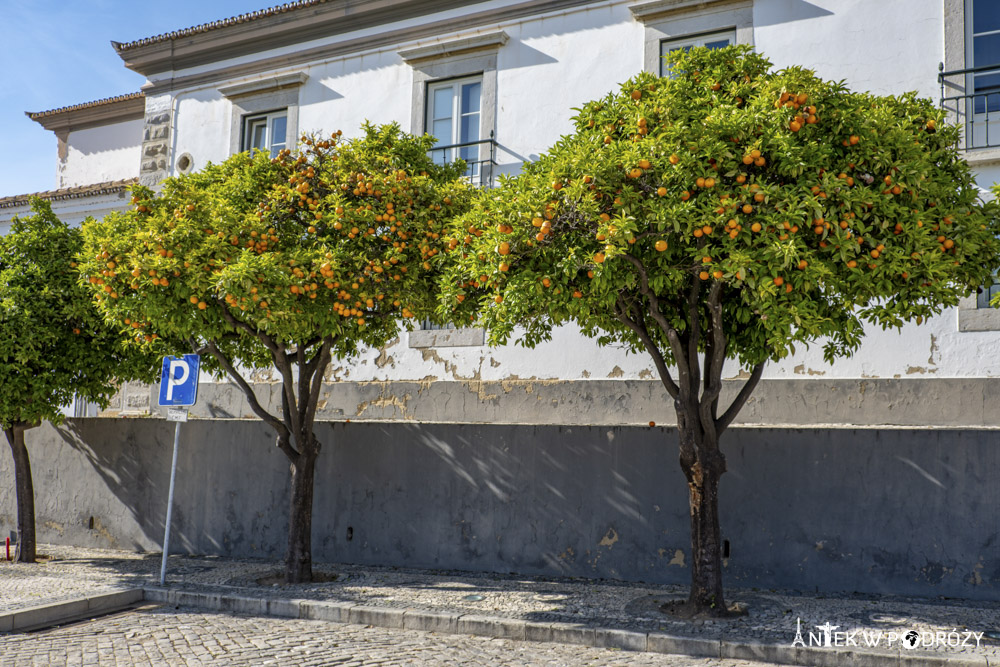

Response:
(176, 153), (194, 174)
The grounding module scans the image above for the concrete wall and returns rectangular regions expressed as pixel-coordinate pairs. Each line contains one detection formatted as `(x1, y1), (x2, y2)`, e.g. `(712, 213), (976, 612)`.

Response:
(61, 120), (142, 189)
(2, 418), (996, 601)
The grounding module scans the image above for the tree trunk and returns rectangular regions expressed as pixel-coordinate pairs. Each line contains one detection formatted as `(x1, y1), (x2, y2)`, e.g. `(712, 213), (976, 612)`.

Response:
(285, 446), (317, 583)
(5, 425), (36, 563)
(677, 417), (728, 616)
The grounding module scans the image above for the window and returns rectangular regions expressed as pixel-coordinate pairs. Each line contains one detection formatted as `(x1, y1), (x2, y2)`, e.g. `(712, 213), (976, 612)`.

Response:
(242, 111), (288, 158)
(426, 76), (484, 179)
(977, 281), (1000, 308)
(968, 0), (1000, 113)
(632, 0), (752, 75)
(660, 29), (736, 76)
(219, 72), (305, 158)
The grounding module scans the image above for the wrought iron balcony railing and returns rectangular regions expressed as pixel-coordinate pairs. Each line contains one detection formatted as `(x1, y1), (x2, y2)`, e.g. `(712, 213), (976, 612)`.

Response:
(939, 62), (1000, 150)
(428, 133), (498, 189)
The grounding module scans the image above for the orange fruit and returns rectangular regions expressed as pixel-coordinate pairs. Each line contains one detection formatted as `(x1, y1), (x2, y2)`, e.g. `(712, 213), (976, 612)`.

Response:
(655, 240), (668, 252)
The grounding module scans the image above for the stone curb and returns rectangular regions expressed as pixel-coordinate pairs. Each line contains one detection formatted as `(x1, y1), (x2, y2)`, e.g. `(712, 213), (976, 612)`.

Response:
(0, 589), (143, 633)
(141, 587), (989, 667)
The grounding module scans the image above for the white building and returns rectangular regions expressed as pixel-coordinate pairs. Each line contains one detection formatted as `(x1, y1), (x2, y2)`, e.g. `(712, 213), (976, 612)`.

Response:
(3, 0), (999, 426)
(5, 0), (1000, 599)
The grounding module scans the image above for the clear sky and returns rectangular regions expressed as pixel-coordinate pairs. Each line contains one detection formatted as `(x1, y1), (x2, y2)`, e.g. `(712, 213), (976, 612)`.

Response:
(0, 0), (278, 198)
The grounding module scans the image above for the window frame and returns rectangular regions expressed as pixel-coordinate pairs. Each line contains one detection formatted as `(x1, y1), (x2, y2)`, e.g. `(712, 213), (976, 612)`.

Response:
(424, 75), (485, 177)
(241, 109), (289, 157)
(634, 0), (753, 75)
(659, 28), (738, 76)
(401, 39), (501, 347)
(965, 0), (1000, 116)
(219, 74), (304, 158)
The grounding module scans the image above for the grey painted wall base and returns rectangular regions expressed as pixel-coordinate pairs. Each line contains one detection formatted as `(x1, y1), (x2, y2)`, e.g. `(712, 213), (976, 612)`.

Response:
(1, 419), (997, 601)
(141, 377), (1000, 428)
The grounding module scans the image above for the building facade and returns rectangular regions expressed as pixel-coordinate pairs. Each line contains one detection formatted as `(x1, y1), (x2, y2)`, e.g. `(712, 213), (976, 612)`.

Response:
(2, 0), (999, 599)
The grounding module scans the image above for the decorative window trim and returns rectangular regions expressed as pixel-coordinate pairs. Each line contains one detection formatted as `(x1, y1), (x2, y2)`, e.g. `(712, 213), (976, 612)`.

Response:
(221, 73), (306, 156)
(408, 327), (485, 348)
(632, 0), (752, 74)
(399, 31), (508, 63)
(958, 293), (1000, 331)
(399, 36), (504, 348)
(402, 36), (501, 140)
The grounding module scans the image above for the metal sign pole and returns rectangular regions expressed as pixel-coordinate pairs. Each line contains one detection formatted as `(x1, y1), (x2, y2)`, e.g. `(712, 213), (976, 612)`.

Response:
(157, 354), (199, 586)
(160, 419), (182, 586)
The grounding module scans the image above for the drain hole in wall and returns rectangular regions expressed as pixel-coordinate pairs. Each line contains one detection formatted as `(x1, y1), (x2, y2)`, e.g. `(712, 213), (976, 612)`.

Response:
(88, 517), (95, 530)
(723, 539), (730, 558)
(346, 526), (353, 541)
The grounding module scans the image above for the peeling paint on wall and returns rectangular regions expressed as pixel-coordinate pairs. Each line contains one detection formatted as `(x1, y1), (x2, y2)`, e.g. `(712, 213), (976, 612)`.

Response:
(598, 527), (619, 547)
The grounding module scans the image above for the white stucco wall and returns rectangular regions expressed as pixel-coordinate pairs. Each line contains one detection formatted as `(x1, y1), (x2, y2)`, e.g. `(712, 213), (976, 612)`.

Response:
(60, 119), (142, 188)
(150, 0), (1000, 382)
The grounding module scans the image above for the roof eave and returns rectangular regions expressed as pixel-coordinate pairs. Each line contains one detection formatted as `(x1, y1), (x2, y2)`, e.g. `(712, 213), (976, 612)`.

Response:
(27, 95), (146, 134)
(115, 0), (476, 77)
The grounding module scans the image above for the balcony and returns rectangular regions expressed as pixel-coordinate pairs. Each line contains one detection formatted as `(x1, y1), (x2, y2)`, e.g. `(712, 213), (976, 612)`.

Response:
(428, 133), (497, 188)
(939, 63), (1000, 151)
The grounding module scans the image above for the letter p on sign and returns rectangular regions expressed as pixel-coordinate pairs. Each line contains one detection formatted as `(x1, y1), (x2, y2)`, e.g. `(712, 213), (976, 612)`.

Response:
(158, 354), (201, 407)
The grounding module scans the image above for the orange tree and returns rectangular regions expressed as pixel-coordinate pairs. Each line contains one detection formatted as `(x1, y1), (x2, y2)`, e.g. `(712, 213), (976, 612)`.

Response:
(0, 200), (157, 563)
(79, 123), (471, 582)
(441, 47), (1000, 615)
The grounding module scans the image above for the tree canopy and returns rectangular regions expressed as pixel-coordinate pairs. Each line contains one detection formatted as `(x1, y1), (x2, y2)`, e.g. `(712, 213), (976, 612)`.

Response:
(443, 46), (1000, 376)
(440, 45), (1000, 614)
(79, 122), (472, 582)
(0, 200), (157, 427)
(0, 199), (158, 562)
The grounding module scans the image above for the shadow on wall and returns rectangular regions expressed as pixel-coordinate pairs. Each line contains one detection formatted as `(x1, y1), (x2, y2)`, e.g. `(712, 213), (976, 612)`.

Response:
(753, 0), (835, 27)
(53, 418), (291, 559)
(7, 419), (999, 601)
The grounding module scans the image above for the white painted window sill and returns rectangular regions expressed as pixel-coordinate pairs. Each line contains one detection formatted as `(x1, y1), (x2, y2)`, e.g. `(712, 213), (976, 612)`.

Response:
(408, 328), (485, 348)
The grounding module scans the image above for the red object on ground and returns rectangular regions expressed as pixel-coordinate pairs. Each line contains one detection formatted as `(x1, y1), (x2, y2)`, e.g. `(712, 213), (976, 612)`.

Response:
(5, 537), (9, 561)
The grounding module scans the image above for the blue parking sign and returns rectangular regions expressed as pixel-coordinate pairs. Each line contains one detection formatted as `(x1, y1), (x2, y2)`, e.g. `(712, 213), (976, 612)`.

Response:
(158, 355), (200, 407)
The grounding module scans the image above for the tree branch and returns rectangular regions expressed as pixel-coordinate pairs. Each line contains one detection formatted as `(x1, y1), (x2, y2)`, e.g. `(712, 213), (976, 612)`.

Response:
(620, 253), (689, 387)
(216, 303), (281, 356)
(271, 342), (303, 440)
(201, 339), (298, 460)
(698, 281), (727, 445)
(614, 294), (679, 399)
(716, 361), (766, 435)
(304, 336), (333, 431)
(685, 266), (702, 400)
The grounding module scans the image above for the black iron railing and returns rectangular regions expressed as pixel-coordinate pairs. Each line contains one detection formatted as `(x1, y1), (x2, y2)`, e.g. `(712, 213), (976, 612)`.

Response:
(428, 133), (498, 188)
(939, 62), (1000, 150)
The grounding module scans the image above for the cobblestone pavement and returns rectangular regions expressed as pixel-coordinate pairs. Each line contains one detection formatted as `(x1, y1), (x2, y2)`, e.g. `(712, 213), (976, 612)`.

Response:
(2, 545), (999, 663)
(0, 605), (792, 666)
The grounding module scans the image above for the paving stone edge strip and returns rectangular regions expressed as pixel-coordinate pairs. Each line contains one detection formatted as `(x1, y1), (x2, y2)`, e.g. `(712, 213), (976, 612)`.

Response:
(139, 587), (988, 667)
(0, 589), (143, 633)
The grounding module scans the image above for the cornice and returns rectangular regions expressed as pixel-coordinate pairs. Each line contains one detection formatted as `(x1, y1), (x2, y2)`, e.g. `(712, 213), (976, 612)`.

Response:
(0, 178), (138, 210)
(398, 31), (509, 62)
(629, 0), (749, 20)
(218, 72), (309, 98)
(140, 0), (598, 95)
(27, 93), (146, 133)
(117, 0), (477, 77)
